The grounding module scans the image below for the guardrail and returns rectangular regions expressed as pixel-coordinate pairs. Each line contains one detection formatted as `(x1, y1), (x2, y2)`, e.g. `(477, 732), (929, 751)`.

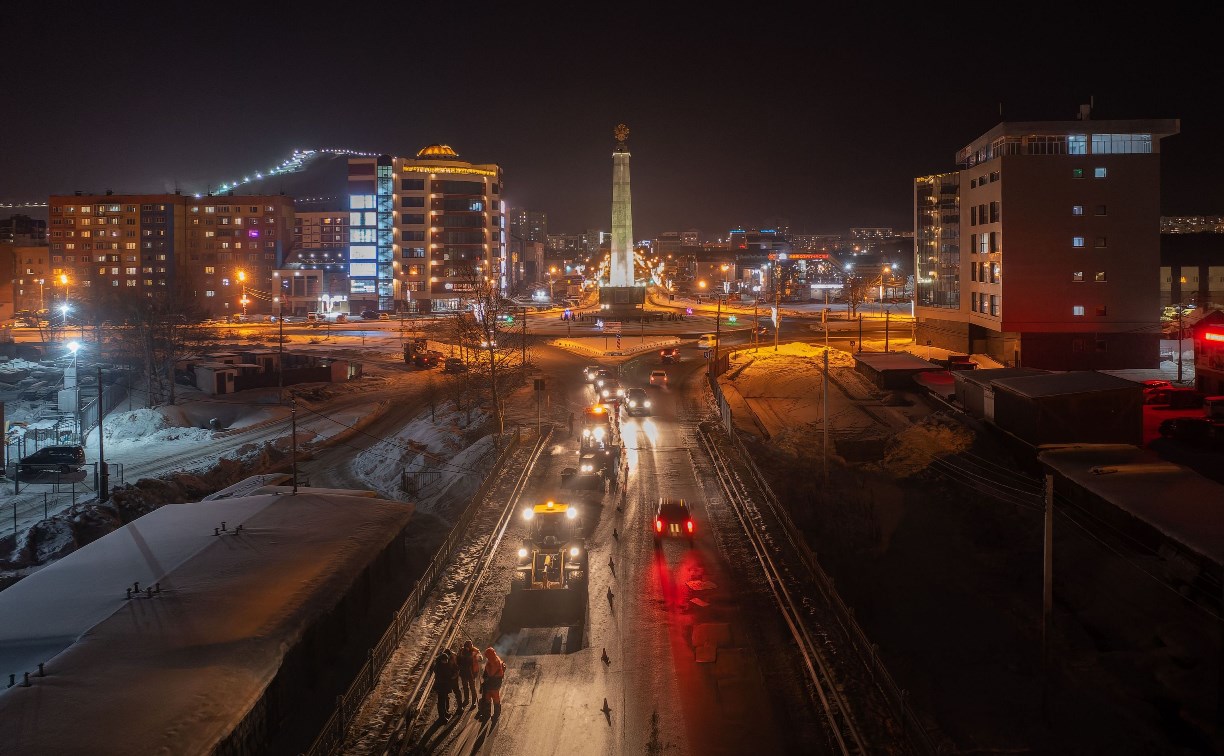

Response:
(303, 427), (526, 756)
(707, 376), (944, 754)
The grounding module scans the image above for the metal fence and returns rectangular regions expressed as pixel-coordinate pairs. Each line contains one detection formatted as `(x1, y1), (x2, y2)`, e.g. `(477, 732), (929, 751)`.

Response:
(303, 427), (527, 756)
(707, 376), (944, 754)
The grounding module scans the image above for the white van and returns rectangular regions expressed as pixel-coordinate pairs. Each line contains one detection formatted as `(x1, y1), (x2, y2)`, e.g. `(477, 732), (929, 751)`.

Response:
(696, 333), (718, 348)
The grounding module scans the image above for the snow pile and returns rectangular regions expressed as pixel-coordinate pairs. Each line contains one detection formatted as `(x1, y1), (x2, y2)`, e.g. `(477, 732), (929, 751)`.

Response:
(872, 414), (974, 478)
(102, 408), (215, 447)
(351, 404), (492, 513)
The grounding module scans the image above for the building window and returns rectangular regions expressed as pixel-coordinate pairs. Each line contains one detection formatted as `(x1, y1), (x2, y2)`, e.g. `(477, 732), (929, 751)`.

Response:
(1095, 237), (1107, 248)
(1096, 306), (1107, 316)
(1095, 205), (1108, 216)
(989, 171), (1000, 183)
(206, 290), (216, 297)
(989, 232), (999, 253)
(1072, 168), (1085, 179)
(1073, 305), (1085, 316)
(989, 295), (999, 316)
(1072, 205), (1084, 216)
(969, 233), (977, 254)
(989, 262), (1000, 283)
(204, 266), (215, 274)
(1094, 271), (1107, 282)
(1094, 167), (1108, 178)
(989, 201), (1000, 223)
(1072, 271), (1084, 282)
(1072, 237), (1086, 248)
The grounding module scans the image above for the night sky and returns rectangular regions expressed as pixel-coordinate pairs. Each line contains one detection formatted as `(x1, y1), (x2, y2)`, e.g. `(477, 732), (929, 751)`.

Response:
(3, 6), (1222, 239)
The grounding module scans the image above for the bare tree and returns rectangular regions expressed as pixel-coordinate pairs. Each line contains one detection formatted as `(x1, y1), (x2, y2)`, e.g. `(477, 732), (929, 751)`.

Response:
(106, 277), (210, 407)
(449, 265), (522, 435)
(843, 275), (872, 318)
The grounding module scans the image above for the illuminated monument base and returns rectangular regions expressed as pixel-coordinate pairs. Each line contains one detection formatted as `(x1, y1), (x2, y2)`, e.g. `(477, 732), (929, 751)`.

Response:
(598, 285), (647, 317)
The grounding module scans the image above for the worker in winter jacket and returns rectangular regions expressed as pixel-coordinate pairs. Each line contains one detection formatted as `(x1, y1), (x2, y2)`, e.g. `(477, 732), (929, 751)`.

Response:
(480, 646), (507, 721)
(457, 640), (483, 709)
(432, 650), (460, 721)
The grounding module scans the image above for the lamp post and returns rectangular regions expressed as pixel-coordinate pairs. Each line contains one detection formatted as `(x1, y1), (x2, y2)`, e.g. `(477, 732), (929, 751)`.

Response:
(237, 270), (248, 318)
(720, 263), (730, 294)
(59, 273), (70, 340)
(66, 340), (81, 440)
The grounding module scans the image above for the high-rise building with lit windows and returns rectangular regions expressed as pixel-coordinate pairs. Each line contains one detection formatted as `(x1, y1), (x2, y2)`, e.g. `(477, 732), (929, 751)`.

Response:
(47, 193), (294, 317)
(346, 145), (504, 314)
(914, 110), (1179, 369)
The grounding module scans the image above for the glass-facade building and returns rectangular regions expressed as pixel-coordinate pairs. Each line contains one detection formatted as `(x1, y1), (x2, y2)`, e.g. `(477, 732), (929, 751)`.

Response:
(347, 145), (504, 313)
(914, 173), (960, 309)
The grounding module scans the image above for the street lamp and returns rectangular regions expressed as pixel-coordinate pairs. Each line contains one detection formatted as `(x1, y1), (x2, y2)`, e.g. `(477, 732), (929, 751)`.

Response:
(59, 273), (71, 339)
(237, 270), (248, 318)
(66, 341), (81, 439)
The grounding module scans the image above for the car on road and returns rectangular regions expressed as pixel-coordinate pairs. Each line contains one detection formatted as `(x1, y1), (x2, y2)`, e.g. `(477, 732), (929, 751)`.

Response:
(443, 357), (468, 373)
(360, 310), (381, 320)
(593, 368), (612, 388)
(753, 325), (770, 336)
(649, 369), (668, 387)
(1158, 417), (1219, 443)
(654, 497), (694, 542)
(599, 379), (625, 402)
(696, 333), (718, 349)
(583, 365), (602, 381)
(18, 445), (86, 477)
(659, 347), (680, 363)
(624, 387), (651, 416)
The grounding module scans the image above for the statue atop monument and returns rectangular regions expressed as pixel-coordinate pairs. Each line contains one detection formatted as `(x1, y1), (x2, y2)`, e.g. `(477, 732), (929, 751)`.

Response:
(614, 123), (630, 152)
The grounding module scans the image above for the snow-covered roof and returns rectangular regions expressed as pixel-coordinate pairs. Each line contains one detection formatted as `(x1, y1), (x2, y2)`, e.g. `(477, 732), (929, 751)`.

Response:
(0, 490), (414, 754)
(1039, 444), (1224, 566)
(992, 371), (1142, 398)
(952, 367), (1051, 388)
(853, 352), (939, 371)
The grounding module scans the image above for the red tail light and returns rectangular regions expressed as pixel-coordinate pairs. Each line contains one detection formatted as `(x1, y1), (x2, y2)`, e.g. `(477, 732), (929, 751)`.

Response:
(686, 519), (694, 534)
(654, 518), (663, 533)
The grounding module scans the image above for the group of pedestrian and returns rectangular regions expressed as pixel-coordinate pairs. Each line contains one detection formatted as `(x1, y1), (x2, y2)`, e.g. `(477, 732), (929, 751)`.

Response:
(431, 640), (508, 724)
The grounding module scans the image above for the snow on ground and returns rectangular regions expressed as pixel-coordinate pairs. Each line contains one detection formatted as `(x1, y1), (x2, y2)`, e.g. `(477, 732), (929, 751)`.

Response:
(98, 408), (216, 448)
(350, 404), (493, 515)
(870, 414), (974, 478)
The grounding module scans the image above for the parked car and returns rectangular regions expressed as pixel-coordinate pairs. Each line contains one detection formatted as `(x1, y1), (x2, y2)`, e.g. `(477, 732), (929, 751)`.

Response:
(361, 309), (380, 320)
(413, 350), (444, 368)
(18, 445), (86, 477)
(443, 357), (468, 373)
(1158, 417), (1218, 443)
(1146, 387), (1205, 408)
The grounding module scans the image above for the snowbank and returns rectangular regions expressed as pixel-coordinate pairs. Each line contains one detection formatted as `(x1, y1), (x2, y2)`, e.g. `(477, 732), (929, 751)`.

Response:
(871, 414), (974, 478)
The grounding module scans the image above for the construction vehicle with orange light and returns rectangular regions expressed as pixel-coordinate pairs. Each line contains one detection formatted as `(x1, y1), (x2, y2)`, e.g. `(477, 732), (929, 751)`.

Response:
(562, 403), (622, 491)
(502, 499), (588, 629)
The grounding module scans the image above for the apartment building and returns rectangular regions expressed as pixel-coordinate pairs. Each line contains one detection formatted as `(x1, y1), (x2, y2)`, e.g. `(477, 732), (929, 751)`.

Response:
(47, 193), (293, 318)
(914, 111), (1179, 369)
(346, 145), (504, 314)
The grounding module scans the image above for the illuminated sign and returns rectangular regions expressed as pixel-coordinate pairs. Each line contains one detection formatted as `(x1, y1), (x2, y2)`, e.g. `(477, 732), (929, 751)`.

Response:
(402, 165), (497, 177)
(768, 253), (829, 260)
(1205, 331), (1224, 343)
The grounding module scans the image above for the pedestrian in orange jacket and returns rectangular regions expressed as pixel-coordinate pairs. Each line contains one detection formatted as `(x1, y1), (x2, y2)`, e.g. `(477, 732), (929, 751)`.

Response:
(480, 646), (507, 721)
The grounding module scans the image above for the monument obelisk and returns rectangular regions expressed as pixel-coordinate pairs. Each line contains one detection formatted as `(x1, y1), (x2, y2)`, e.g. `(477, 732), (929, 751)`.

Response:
(610, 123), (634, 287)
(600, 123), (646, 315)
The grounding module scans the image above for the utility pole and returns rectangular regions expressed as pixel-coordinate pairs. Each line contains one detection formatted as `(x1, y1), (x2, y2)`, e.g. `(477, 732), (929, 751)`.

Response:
(754, 305), (759, 352)
(822, 348), (829, 483)
(1177, 308), (1184, 383)
(1042, 474), (1054, 720)
(884, 310), (890, 352)
(276, 297), (285, 404)
(97, 365), (108, 502)
(521, 306), (528, 381)
(290, 399), (299, 494)
(714, 294), (723, 371)
(858, 314), (863, 352)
